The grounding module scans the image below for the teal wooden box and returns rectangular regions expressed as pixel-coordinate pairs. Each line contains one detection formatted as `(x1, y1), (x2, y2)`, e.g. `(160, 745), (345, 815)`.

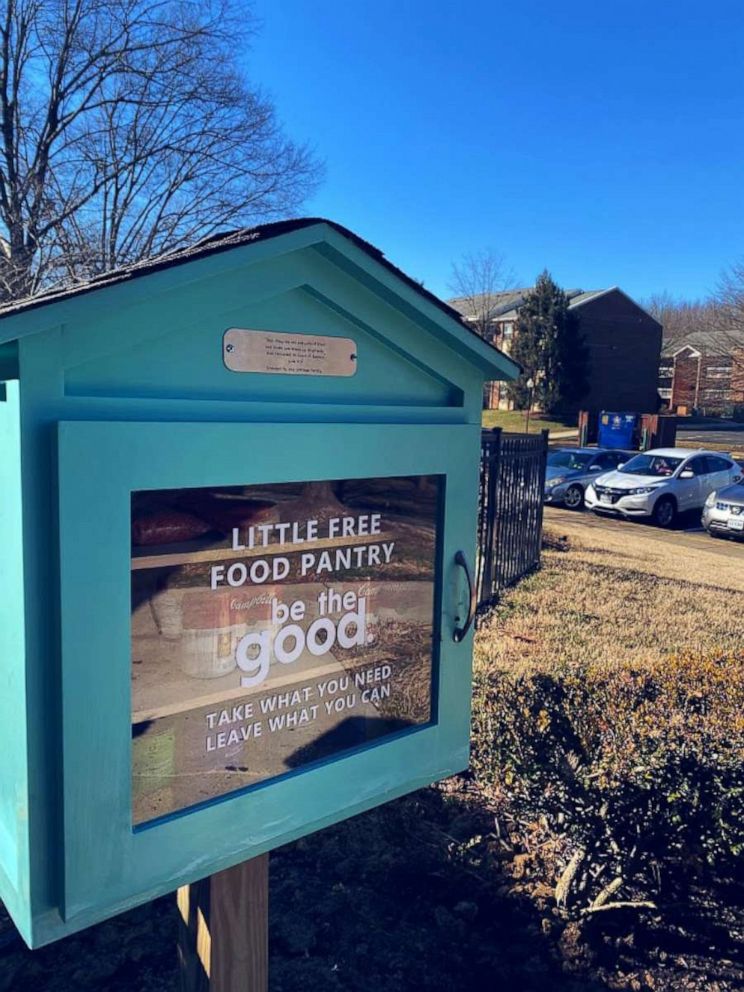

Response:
(0, 219), (517, 947)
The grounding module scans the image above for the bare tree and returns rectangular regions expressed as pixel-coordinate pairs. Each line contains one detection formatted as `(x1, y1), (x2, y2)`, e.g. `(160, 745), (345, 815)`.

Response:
(0, 0), (322, 301)
(448, 248), (515, 337)
(646, 269), (744, 357)
(643, 292), (719, 352)
(714, 260), (744, 347)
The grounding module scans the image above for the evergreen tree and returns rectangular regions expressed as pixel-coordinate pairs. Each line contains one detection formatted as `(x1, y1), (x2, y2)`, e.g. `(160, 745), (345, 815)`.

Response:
(506, 271), (590, 412)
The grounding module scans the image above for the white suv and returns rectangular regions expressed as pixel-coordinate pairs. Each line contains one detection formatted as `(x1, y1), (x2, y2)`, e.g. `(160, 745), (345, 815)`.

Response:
(584, 448), (741, 528)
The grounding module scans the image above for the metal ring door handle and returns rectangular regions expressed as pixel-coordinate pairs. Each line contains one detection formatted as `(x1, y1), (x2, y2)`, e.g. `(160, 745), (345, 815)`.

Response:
(453, 550), (476, 643)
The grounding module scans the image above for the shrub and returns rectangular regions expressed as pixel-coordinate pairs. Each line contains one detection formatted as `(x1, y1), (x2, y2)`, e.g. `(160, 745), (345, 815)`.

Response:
(471, 652), (744, 907)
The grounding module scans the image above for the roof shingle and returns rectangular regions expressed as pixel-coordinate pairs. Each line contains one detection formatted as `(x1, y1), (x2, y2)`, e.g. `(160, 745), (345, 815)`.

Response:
(0, 218), (468, 329)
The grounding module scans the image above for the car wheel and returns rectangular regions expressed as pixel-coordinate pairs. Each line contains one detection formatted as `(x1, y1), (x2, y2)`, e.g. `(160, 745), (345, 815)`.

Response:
(652, 495), (676, 529)
(563, 484), (584, 510)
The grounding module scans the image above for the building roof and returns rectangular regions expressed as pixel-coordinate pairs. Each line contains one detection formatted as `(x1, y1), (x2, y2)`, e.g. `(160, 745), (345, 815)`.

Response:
(449, 286), (603, 322)
(662, 327), (744, 358)
(449, 286), (659, 325)
(0, 217), (520, 379)
(449, 288), (554, 321)
(0, 218), (465, 325)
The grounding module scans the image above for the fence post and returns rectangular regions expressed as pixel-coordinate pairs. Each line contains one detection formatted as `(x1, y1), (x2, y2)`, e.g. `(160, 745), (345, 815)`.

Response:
(477, 427), (547, 610)
(480, 427), (501, 604)
(536, 429), (549, 554)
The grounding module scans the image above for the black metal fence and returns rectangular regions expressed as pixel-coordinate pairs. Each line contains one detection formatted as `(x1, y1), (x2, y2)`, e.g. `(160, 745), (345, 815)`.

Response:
(477, 428), (549, 607)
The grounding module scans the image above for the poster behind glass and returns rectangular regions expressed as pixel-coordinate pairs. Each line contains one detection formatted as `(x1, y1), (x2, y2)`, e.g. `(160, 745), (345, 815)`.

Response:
(131, 475), (441, 825)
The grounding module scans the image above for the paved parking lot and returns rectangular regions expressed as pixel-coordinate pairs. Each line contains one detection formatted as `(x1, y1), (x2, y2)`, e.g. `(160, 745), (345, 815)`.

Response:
(678, 426), (744, 455)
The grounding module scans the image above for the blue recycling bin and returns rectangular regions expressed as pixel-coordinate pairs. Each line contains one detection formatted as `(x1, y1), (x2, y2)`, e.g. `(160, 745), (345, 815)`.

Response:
(597, 411), (638, 450)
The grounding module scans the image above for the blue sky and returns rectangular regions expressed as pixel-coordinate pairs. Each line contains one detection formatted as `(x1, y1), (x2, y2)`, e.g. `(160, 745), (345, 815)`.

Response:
(249, 1), (744, 304)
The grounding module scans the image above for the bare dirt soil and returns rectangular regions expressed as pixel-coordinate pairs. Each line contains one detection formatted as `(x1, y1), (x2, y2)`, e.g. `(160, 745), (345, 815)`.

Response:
(2, 779), (742, 991)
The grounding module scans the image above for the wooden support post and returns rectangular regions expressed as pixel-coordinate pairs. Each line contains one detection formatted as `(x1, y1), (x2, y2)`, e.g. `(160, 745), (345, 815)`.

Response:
(177, 854), (269, 992)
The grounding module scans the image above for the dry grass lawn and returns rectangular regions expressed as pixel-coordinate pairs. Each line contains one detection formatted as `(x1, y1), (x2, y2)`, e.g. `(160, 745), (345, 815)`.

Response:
(481, 409), (576, 434)
(469, 513), (744, 992)
(475, 517), (744, 674)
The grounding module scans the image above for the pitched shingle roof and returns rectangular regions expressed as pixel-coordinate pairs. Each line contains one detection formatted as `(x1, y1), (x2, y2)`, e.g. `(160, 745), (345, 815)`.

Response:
(0, 218), (470, 330)
(450, 286), (660, 327)
(449, 287), (599, 323)
(661, 327), (744, 357)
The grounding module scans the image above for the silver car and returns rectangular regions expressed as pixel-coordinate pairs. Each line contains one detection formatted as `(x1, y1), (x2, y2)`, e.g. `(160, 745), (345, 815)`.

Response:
(585, 448), (741, 528)
(544, 447), (631, 510)
(702, 478), (744, 540)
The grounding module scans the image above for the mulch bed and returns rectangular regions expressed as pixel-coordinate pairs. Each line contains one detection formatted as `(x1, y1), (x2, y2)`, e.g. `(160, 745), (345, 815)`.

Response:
(1, 782), (742, 991)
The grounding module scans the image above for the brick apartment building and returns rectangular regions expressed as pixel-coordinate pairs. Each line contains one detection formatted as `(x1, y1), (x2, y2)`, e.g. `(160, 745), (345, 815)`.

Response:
(658, 331), (744, 415)
(450, 286), (662, 413)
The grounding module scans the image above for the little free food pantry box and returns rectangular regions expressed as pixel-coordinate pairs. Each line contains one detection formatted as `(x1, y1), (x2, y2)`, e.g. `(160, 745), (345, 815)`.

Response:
(0, 218), (518, 947)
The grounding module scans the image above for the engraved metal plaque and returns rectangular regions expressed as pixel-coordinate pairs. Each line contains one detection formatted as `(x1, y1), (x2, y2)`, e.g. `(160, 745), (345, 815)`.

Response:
(223, 328), (357, 377)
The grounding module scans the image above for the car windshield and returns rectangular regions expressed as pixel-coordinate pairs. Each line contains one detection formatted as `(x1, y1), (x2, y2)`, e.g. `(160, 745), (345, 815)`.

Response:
(547, 451), (594, 471)
(618, 454), (683, 477)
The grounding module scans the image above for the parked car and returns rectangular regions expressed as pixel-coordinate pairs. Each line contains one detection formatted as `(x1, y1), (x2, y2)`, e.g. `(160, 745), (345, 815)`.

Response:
(544, 447), (631, 510)
(584, 448), (741, 528)
(702, 478), (744, 539)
